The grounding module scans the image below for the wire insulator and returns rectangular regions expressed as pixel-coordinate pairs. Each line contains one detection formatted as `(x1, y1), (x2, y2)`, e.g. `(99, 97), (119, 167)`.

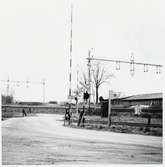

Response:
(144, 64), (148, 72)
(116, 61), (120, 70)
(159, 66), (161, 74)
(156, 66), (159, 74)
(26, 80), (29, 88)
(157, 66), (161, 74)
(130, 54), (135, 76)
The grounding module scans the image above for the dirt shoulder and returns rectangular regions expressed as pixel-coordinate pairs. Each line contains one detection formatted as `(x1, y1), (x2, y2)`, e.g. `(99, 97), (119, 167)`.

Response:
(2, 114), (162, 165)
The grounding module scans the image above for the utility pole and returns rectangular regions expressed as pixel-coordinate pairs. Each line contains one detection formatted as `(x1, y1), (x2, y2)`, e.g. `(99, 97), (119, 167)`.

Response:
(130, 52), (135, 76)
(87, 49), (92, 112)
(6, 77), (10, 96)
(42, 79), (46, 103)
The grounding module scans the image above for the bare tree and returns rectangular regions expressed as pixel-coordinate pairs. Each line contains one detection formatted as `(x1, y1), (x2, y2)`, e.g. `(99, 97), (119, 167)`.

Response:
(72, 72), (88, 102)
(2, 94), (14, 104)
(79, 72), (88, 91)
(73, 86), (83, 98)
(92, 62), (114, 104)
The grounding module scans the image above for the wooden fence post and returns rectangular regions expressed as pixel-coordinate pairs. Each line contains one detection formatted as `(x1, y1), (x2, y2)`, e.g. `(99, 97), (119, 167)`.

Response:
(108, 90), (111, 127)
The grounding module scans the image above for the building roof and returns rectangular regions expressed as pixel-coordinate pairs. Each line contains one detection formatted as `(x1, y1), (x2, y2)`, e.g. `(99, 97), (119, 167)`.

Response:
(122, 93), (163, 101)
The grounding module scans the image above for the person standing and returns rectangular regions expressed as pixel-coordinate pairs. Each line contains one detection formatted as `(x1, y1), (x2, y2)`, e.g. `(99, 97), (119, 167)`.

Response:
(22, 108), (27, 117)
(64, 103), (71, 126)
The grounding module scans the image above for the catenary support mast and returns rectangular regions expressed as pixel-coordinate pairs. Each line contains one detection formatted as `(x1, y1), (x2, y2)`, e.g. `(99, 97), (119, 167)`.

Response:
(69, 4), (73, 101)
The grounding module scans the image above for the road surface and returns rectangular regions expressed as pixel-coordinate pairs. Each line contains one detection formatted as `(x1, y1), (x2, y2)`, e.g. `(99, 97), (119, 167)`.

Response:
(2, 114), (162, 165)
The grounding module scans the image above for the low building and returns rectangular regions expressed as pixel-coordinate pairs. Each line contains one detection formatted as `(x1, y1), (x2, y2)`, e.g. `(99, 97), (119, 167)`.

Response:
(112, 92), (163, 107)
(101, 92), (163, 117)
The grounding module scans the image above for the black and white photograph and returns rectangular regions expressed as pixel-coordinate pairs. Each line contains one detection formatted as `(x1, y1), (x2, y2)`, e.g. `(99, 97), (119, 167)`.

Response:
(0, 0), (164, 165)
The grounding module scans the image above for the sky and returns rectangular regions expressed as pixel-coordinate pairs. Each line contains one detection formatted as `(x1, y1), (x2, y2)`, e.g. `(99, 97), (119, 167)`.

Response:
(0, 0), (164, 102)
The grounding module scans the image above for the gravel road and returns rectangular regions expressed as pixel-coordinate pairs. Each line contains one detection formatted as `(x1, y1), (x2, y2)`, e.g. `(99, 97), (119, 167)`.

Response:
(2, 114), (162, 165)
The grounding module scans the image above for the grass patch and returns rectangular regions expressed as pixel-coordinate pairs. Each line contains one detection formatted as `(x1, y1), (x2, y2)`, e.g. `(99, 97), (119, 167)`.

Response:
(70, 114), (162, 136)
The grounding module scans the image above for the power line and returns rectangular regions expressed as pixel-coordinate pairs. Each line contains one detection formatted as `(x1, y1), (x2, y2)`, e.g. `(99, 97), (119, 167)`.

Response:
(86, 54), (163, 75)
(87, 57), (163, 67)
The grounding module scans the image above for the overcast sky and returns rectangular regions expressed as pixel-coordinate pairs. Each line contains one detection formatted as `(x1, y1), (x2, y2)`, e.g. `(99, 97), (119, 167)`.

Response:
(0, 0), (164, 102)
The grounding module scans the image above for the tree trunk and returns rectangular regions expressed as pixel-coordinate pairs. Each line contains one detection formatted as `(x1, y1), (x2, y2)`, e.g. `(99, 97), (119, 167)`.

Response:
(96, 86), (99, 104)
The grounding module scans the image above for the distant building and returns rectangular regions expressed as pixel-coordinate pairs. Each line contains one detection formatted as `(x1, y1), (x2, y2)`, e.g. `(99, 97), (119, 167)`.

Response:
(112, 92), (163, 107)
(48, 101), (58, 104)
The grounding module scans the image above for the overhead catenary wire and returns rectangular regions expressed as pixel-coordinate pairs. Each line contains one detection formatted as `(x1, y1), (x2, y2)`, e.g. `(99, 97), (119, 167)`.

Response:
(87, 57), (163, 67)
(86, 56), (163, 74)
(1, 79), (46, 103)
